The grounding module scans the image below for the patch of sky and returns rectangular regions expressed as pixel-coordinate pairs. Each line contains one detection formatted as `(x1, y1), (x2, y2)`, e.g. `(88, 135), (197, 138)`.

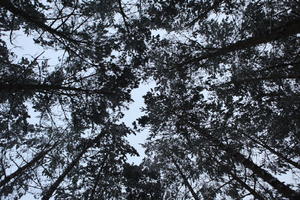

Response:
(122, 80), (156, 164)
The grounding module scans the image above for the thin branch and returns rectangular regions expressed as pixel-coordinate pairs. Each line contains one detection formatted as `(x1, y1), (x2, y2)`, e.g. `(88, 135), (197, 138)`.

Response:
(117, 0), (130, 33)
(186, 0), (224, 28)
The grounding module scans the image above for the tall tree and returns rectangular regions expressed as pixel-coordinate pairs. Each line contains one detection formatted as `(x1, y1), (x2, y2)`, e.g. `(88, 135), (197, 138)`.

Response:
(0, 0), (149, 199)
(1, 0), (300, 199)
(138, 0), (300, 199)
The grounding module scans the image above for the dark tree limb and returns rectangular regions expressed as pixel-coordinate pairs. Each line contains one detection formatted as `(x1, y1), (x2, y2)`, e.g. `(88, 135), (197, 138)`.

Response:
(0, 83), (115, 96)
(0, 143), (58, 188)
(179, 18), (300, 67)
(169, 155), (200, 200)
(42, 132), (106, 200)
(187, 121), (300, 200)
(0, 0), (80, 44)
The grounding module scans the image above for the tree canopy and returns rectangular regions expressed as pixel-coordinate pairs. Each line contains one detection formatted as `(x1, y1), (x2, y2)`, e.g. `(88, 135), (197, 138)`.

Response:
(0, 0), (300, 199)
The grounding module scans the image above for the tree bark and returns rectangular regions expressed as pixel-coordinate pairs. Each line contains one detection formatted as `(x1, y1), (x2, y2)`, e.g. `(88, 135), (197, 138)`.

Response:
(179, 18), (300, 66)
(229, 172), (266, 200)
(0, 0), (79, 44)
(212, 157), (266, 200)
(41, 149), (86, 200)
(212, 156), (266, 200)
(89, 154), (108, 200)
(243, 133), (300, 170)
(42, 133), (105, 200)
(0, 143), (57, 188)
(182, 136), (266, 200)
(187, 122), (300, 200)
(170, 156), (200, 200)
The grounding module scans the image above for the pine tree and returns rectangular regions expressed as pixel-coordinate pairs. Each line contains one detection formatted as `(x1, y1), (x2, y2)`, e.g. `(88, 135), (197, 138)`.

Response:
(0, 0), (148, 199)
(138, 0), (300, 199)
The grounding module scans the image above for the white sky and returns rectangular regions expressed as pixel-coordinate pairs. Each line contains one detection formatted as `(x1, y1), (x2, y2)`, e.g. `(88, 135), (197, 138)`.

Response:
(122, 81), (156, 164)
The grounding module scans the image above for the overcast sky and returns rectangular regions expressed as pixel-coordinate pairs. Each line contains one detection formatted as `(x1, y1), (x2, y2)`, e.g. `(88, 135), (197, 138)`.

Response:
(122, 81), (156, 164)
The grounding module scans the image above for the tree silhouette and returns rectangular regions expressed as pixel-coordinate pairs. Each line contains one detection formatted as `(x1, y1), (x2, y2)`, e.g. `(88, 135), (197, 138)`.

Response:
(1, 0), (300, 199)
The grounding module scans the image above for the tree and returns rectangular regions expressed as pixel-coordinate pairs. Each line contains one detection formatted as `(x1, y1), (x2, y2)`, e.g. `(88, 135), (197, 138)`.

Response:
(1, 0), (300, 199)
(138, 0), (300, 199)
(0, 0), (148, 199)
(122, 162), (163, 200)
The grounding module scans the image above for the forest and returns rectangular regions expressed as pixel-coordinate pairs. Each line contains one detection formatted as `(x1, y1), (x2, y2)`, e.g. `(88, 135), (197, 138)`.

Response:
(0, 0), (300, 199)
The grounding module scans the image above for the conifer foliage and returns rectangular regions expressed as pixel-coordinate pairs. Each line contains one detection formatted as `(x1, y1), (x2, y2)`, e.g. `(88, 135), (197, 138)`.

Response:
(139, 0), (300, 199)
(0, 0), (300, 199)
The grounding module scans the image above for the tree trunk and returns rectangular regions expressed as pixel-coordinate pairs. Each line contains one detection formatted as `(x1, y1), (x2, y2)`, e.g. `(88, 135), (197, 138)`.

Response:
(212, 157), (266, 200)
(169, 155), (200, 200)
(41, 148), (86, 200)
(179, 18), (300, 66)
(0, 143), (57, 188)
(183, 136), (266, 200)
(42, 133), (105, 200)
(0, 0), (78, 44)
(187, 122), (300, 200)
(0, 83), (113, 95)
(229, 172), (266, 200)
(89, 154), (108, 200)
(243, 132), (300, 170)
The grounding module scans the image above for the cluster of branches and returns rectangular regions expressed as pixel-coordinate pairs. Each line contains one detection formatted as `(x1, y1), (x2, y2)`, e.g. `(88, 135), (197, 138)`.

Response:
(138, 0), (300, 200)
(0, 0), (154, 199)
(1, 0), (300, 199)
